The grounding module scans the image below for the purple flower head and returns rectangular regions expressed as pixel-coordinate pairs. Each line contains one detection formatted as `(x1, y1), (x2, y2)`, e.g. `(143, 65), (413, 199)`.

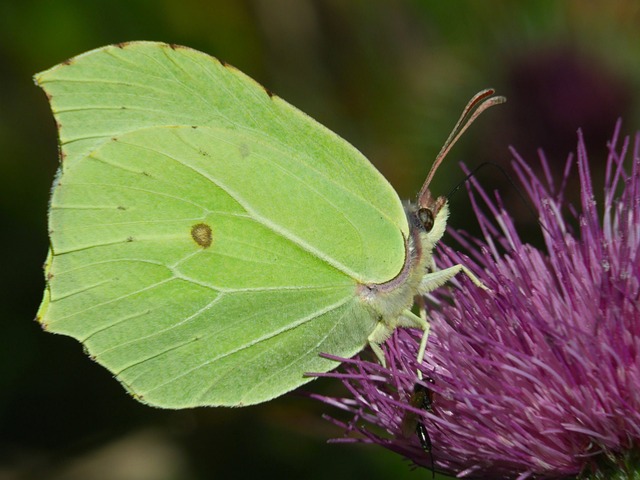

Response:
(312, 122), (640, 479)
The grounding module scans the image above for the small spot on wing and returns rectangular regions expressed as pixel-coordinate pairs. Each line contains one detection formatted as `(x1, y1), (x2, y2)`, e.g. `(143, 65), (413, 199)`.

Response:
(191, 223), (213, 248)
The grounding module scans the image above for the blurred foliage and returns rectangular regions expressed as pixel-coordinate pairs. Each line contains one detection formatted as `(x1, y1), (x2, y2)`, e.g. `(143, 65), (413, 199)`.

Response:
(1, 1), (639, 479)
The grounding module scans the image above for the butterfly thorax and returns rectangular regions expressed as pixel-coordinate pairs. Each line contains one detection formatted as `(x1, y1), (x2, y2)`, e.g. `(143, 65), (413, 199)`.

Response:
(356, 194), (449, 333)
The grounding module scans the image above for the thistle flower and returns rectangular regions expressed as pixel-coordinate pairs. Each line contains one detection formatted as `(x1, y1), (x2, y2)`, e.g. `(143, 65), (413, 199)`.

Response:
(312, 121), (640, 479)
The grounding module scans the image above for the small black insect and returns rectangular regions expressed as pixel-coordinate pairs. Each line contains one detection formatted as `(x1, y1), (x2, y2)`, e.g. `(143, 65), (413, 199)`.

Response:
(402, 377), (436, 477)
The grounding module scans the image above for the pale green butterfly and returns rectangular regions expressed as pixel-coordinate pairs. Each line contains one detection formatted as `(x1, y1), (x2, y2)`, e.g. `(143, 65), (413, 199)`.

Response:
(35, 42), (504, 408)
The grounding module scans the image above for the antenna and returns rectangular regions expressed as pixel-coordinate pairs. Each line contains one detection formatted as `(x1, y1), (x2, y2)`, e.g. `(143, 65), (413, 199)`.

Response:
(418, 89), (506, 205)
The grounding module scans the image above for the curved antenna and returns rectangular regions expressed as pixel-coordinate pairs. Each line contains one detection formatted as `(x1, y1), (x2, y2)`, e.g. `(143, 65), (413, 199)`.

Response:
(418, 89), (506, 204)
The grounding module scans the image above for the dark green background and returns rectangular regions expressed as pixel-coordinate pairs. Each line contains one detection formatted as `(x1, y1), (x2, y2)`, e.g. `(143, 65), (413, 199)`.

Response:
(2, 1), (639, 479)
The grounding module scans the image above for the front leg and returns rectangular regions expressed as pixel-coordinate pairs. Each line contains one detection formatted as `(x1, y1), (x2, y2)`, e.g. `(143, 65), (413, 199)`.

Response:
(418, 263), (489, 295)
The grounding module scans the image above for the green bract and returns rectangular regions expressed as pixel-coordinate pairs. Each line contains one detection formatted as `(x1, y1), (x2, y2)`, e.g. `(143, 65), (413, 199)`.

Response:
(36, 42), (502, 408)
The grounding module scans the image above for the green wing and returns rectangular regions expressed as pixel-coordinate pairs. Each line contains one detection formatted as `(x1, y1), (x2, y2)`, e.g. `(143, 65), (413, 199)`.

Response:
(36, 42), (408, 407)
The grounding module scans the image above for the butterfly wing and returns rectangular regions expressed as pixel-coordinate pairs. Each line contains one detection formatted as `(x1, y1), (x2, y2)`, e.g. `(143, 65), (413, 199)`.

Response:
(36, 42), (408, 407)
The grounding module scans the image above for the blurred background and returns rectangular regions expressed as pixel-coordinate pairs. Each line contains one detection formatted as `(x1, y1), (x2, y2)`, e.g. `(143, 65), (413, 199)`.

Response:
(1, 1), (639, 479)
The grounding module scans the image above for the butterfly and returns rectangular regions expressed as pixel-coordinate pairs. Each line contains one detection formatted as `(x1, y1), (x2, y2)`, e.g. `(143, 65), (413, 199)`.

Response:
(36, 42), (503, 407)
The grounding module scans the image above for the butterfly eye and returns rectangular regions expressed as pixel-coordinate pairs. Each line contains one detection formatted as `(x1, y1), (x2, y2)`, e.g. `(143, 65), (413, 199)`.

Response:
(417, 207), (434, 232)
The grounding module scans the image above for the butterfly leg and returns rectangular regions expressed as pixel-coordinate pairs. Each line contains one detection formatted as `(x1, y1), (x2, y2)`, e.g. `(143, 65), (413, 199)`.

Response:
(418, 263), (488, 295)
(416, 297), (429, 381)
(397, 309), (430, 380)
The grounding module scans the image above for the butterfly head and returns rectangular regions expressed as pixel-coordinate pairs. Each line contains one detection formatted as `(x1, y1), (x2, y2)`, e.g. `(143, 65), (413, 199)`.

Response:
(414, 189), (449, 245)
